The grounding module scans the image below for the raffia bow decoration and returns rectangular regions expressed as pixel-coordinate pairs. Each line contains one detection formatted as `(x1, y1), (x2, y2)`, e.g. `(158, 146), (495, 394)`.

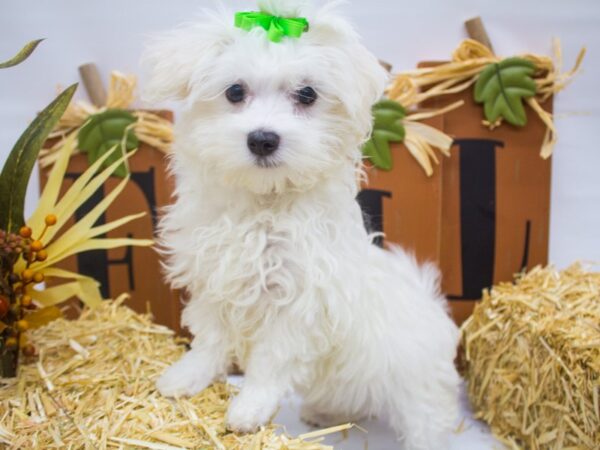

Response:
(387, 38), (586, 160)
(40, 71), (173, 169)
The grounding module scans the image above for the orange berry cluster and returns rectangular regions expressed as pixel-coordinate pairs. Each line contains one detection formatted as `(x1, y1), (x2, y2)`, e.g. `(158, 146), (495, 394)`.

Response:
(0, 230), (26, 258)
(0, 214), (58, 358)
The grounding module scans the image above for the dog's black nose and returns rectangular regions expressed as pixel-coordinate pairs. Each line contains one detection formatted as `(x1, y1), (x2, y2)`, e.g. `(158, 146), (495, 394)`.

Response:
(247, 130), (280, 157)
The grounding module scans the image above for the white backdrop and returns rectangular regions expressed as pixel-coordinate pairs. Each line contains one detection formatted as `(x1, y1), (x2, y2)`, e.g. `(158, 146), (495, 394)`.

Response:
(1, 0), (599, 268)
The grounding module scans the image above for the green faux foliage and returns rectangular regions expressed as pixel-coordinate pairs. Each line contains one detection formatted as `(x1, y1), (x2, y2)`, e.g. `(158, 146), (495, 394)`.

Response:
(0, 38), (72, 234)
(0, 39), (76, 377)
(474, 57), (537, 127)
(362, 99), (406, 170)
(78, 109), (139, 178)
(0, 39), (44, 69)
(0, 82), (77, 232)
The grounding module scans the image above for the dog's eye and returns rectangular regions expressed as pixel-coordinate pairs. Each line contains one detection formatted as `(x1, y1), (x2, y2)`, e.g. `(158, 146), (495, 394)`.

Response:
(295, 86), (317, 106)
(225, 84), (246, 103)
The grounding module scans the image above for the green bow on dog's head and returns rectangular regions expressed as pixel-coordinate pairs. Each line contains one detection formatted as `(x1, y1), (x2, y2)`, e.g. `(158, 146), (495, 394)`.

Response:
(234, 11), (309, 43)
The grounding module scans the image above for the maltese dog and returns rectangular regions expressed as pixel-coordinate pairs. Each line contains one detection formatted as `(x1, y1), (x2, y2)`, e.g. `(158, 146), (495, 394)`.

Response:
(143, 1), (460, 448)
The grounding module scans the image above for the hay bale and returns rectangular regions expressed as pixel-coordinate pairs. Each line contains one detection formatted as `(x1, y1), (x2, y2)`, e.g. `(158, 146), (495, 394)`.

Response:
(0, 296), (350, 449)
(461, 264), (600, 449)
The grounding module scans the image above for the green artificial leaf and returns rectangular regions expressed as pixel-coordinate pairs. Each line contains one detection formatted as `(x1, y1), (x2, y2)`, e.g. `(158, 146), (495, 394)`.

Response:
(474, 57), (537, 127)
(0, 39), (44, 69)
(362, 99), (406, 170)
(78, 109), (139, 178)
(0, 83), (78, 233)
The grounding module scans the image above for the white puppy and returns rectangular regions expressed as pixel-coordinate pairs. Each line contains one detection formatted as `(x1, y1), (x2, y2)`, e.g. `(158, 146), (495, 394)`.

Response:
(143, 1), (460, 448)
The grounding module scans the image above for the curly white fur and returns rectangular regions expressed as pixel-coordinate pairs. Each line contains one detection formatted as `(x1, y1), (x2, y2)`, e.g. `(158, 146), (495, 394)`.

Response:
(143, 1), (460, 448)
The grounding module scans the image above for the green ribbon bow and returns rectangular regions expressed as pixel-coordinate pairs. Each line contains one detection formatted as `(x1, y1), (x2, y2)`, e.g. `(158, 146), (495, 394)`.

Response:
(234, 11), (309, 43)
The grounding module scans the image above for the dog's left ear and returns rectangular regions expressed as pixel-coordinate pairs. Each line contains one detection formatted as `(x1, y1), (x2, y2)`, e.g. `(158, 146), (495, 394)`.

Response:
(141, 17), (232, 104)
(309, 10), (389, 138)
(339, 40), (389, 136)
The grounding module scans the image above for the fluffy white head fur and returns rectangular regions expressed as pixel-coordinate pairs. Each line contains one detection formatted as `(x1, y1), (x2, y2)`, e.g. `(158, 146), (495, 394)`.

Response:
(143, 2), (460, 449)
(143, 0), (387, 195)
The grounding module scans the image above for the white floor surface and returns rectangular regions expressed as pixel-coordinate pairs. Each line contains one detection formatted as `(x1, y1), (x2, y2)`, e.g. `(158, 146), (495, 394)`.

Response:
(228, 376), (502, 449)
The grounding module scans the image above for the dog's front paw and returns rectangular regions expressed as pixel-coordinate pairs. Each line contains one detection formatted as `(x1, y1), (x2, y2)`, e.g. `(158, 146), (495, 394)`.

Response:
(156, 353), (213, 398)
(226, 388), (279, 433)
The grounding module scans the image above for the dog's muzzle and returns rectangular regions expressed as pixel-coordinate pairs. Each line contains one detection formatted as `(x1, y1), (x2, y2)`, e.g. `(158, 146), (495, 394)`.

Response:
(247, 129), (280, 157)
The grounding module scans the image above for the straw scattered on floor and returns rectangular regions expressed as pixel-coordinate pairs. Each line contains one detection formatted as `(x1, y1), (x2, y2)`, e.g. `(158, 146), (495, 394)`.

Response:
(0, 295), (351, 449)
(461, 264), (600, 450)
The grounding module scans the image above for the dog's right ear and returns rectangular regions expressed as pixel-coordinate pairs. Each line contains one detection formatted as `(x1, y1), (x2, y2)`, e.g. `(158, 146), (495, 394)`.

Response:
(142, 17), (232, 104)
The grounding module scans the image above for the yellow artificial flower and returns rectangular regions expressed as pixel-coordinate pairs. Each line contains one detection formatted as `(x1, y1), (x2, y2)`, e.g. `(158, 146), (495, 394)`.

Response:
(14, 132), (153, 311)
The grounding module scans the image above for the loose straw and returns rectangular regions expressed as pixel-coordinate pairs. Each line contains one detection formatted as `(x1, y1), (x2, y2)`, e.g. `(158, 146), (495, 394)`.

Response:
(0, 296), (352, 449)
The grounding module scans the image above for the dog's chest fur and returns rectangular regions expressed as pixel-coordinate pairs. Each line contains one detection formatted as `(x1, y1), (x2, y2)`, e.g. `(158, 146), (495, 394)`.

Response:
(165, 185), (364, 348)
(200, 197), (374, 372)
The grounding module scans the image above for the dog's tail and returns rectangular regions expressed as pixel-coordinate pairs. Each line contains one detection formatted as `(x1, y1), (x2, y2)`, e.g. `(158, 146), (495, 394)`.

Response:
(386, 244), (449, 309)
